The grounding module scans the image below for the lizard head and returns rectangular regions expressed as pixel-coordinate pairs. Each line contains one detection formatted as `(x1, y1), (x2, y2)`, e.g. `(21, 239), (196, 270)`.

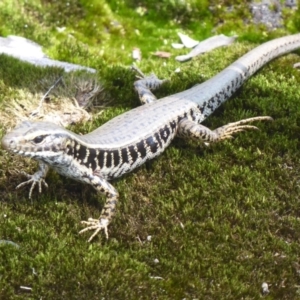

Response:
(2, 121), (71, 159)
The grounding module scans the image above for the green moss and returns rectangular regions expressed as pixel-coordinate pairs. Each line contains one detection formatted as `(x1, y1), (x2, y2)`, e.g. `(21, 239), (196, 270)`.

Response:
(1, 0), (300, 299)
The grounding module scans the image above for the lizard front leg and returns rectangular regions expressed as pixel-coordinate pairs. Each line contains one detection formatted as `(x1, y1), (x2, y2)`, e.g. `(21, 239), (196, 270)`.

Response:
(79, 173), (119, 242)
(177, 116), (273, 143)
(16, 161), (49, 198)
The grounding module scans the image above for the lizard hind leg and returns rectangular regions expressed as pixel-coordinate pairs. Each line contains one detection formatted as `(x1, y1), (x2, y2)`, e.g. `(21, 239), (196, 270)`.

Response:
(132, 66), (167, 104)
(177, 116), (273, 143)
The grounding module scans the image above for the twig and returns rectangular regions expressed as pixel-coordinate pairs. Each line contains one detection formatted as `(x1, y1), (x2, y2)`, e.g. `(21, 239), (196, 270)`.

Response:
(30, 76), (63, 117)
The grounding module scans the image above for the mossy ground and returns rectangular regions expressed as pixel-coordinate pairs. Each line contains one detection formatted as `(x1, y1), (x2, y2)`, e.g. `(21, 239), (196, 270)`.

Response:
(1, 0), (300, 299)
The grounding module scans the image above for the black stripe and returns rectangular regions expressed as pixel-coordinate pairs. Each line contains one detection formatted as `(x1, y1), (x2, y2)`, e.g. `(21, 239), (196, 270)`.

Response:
(106, 151), (112, 168)
(154, 132), (163, 149)
(66, 144), (73, 156)
(169, 120), (177, 132)
(112, 150), (120, 166)
(121, 148), (129, 164)
(146, 136), (158, 154)
(86, 148), (97, 170)
(159, 125), (170, 143)
(98, 150), (106, 169)
(136, 140), (146, 158)
(128, 145), (138, 162)
(190, 109), (196, 121)
(77, 144), (87, 162)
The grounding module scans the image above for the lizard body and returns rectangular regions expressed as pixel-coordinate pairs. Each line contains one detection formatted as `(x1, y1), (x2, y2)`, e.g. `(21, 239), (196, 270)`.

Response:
(2, 34), (300, 241)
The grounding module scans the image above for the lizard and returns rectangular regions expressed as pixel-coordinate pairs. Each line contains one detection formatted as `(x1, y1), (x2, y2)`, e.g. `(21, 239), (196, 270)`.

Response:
(2, 34), (300, 242)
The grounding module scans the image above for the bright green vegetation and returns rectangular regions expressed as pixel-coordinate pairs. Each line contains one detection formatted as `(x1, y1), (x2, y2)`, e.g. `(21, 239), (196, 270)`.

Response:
(1, 0), (300, 299)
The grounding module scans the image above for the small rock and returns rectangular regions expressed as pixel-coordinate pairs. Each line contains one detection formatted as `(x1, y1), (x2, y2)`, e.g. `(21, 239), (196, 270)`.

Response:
(178, 32), (199, 48)
(262, 282), (270, 294)
(132, 47), (141, 61)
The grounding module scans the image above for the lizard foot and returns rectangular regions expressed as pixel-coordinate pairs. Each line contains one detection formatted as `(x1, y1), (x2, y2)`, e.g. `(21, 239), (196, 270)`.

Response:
(16, 171), (48, 199)
(214, 116), (273, 141)
(79, 218), (109, 242)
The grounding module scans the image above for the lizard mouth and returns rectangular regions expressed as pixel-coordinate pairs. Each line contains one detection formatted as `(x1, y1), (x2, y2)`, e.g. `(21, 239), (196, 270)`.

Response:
(2, 135), (34, 157)
(8, 146), (34, 157)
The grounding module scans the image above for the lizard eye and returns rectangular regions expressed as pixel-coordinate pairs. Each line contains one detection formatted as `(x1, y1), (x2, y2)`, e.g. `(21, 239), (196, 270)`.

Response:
(32, 135), (46, 144)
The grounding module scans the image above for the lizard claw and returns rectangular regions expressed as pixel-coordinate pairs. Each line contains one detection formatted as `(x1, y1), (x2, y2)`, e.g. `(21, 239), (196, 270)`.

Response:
(16, 171), (48, 199)
(214, 116), (273, 141)
(79, 218), (109, 242)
